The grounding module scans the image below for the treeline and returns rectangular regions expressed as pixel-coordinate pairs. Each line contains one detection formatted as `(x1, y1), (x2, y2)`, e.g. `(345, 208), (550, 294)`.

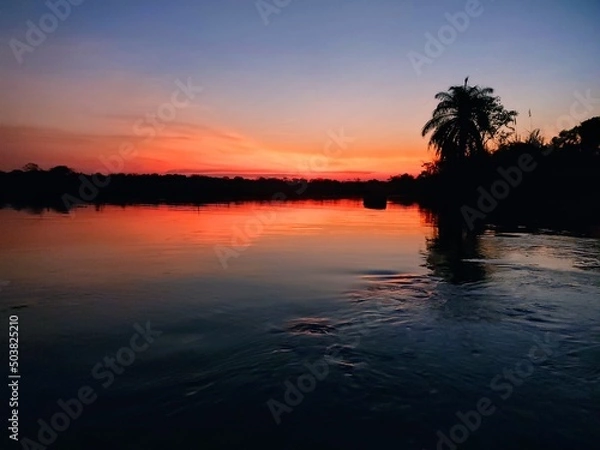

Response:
(415, 119), (600, 230)
(0, 166), (393, 212)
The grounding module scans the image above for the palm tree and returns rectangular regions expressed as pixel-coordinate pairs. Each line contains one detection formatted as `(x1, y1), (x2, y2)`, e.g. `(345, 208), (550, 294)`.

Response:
(422, 79), (517, 167)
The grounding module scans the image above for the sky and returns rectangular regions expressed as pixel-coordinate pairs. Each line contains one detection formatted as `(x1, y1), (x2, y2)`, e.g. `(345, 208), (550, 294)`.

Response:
(0, 0), (599, 179)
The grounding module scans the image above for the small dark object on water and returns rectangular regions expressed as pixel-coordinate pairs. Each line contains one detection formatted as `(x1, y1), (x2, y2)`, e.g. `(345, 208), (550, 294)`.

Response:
(363, 193), (387, 210)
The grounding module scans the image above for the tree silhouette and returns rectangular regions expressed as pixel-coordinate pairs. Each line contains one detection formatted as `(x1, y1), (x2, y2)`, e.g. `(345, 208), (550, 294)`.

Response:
(422, 79), (517, 168)
(551, 127), (580, 150)
(578, 117), (600, 155)
(48, 165), (75, 177)
(23, 163), (41, 172)
(550, 117), (600, 154)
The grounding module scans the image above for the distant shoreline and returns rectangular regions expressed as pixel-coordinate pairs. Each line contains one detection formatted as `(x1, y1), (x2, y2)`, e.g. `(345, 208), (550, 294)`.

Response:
(3, 134), (600, 237)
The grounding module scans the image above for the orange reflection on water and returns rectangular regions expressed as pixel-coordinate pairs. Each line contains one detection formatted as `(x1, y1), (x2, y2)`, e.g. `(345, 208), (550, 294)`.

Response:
(0, 200), (433, 287)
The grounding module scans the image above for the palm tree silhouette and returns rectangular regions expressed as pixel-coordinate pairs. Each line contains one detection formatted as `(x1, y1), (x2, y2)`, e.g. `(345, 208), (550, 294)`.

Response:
(422, 78), (517, 168)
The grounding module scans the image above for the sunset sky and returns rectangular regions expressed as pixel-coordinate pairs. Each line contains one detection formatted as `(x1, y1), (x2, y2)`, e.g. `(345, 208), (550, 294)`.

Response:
(1, 0), (599, 179)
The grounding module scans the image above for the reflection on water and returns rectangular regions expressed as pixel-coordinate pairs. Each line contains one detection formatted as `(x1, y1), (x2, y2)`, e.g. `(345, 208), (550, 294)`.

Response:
(424, 209), (491, 284)
(0, 200), (599, 450)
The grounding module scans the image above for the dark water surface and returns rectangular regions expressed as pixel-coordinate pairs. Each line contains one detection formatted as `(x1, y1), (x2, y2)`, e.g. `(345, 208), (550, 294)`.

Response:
(1, 200), (599, 449)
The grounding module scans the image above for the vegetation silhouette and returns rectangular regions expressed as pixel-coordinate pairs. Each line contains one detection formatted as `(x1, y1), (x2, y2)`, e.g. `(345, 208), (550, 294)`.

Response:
(421, 77), (517, 168)
(1, 80), (599, 233)
(414, 79), (600, 234)
(0, 168), (387, 213)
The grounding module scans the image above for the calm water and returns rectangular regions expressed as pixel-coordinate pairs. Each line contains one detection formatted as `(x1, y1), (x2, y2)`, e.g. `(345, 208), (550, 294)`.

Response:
(1, 200), (599, 449)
